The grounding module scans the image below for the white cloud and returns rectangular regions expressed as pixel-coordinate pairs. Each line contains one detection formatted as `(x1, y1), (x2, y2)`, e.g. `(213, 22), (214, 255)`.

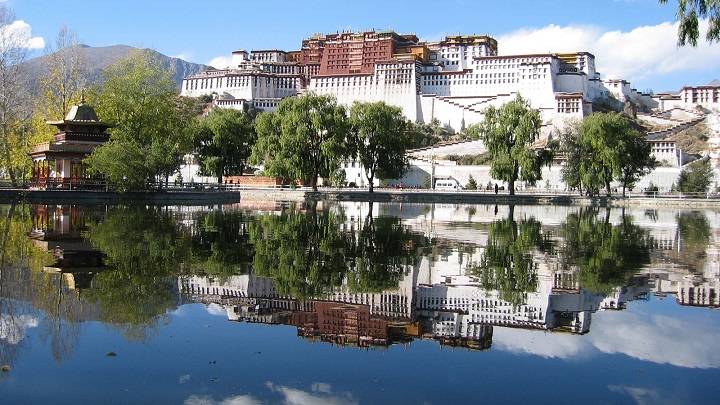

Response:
(184, 395), (262, 405)
(608, 385), (683, 405)
(267, 382), (359, 405)
(0, 19), (44, 49)
(496, 19), (720, 89)
(183, 383), (358, 405)
(205, 303), (226, 316)
(206, 55), (233, 69)
(494, 309), (720, 369)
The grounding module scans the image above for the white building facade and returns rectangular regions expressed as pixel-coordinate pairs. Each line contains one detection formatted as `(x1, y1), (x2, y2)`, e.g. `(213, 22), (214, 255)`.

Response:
(181, 31), (654, 135)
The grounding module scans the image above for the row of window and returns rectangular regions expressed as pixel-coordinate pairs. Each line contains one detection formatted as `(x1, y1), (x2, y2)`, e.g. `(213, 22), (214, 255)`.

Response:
(423, 78), (520, 86)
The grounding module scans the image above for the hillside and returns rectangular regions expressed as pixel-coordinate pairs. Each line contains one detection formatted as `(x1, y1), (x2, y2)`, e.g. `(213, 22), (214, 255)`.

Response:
(20, 44), (209, 94)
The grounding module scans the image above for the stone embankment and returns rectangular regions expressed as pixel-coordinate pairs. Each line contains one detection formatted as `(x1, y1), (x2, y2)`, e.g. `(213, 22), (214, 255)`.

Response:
(0, 189), (241, 204)
(3, 187), (720, 208)
(241, 188), (720, 208)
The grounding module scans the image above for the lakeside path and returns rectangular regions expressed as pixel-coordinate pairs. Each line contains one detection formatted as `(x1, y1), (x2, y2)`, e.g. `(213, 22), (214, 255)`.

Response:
(3, 187), (720, 208)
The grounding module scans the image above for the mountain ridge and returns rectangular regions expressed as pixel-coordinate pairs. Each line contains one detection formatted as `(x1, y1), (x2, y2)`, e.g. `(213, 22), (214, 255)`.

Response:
(20, 44), (210, 94)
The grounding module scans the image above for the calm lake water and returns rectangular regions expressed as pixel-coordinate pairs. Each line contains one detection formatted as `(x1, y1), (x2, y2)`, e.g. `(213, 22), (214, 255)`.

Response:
(1, 201), (719, 404)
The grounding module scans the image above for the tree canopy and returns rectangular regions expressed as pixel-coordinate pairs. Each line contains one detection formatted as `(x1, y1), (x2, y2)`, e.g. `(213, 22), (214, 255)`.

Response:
(560, 208), (651, 294)
(560, 112), (655, 196)
(675, 157), (715, 193)
(467, 94), (549, 195)
(470, 206), (553, 307)
(251, 93), (349, 190)
(349, 101), (412, 192)
(249, 202), (348, 298)
(660, 0), (720, 46)
(86, 49), (195, 191)
(193, 107), (256, 183)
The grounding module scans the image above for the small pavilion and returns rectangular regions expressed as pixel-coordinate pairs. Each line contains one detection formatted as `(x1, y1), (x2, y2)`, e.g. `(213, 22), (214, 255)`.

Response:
(29, 98), (113, 189)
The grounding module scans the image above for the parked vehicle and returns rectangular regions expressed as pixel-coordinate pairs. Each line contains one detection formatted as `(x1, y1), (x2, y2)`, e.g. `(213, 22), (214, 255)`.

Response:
(435, 179), (463, 190)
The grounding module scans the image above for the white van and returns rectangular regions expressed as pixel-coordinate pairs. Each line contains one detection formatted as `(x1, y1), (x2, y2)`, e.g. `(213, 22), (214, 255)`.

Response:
(434, 179), (464, 190)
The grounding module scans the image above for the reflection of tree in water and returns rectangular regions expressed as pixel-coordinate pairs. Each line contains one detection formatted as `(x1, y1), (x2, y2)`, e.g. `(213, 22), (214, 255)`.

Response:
(675, 211), (711, 273)
(189, 210), (254, 275)
(250, 201), (422, 297)
(345, 201), (418, 293)
(471, 206), (553, 307)
(83, 206), (191, 342)
(250, 201), (347, 299)
(0, 204), (50, 372)
(561, 208), (651, 294)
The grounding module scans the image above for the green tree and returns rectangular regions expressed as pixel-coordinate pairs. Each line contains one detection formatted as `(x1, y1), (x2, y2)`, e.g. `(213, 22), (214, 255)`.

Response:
(561, 208), (651, 293)
(86, 49), (194, 191)
(349, 101), (412, 193)
(559, 117), (609, 196)
(577, 113), (621, 196)
(345, 202), (416, 292)
(660, 0), (720, 46)
(470, 206), (553, 307)
(676, 158), (714, 193)
(249, 201), (347, 298)
(408, 118), (452, 148)
(466, 174), (478, 190)
(615, 125), (656, 197)
(194, 107), (256, 184)
(0, 5), (33, 185)
(563, 112), (654, 196)
(467, 94), (548, 195)
(251, 93), (349, 191)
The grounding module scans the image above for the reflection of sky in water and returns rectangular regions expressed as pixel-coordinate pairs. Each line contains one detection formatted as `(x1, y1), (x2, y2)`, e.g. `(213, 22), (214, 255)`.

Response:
(4, 203), (720, 403)
(184, 382), (359, 405)
(0, 314), (38, 345)
(2, 302), (719, 404)
(495, 296), (720, 369)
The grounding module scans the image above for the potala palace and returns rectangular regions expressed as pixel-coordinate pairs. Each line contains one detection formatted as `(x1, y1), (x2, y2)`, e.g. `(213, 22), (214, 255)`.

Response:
(181, 29), (720, 191)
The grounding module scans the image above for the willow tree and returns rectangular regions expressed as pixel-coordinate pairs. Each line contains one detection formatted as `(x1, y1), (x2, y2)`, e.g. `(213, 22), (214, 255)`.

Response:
(470, 206), (554, 307)
(566, 112), (655, 197)
(193, 107), (256, 184)
(561, 208), (651, 294)
(349, 101), (412, 193)
(468, 94), (548, 195)
(251, 92), (349, 191)
(660, 0), (720, 46)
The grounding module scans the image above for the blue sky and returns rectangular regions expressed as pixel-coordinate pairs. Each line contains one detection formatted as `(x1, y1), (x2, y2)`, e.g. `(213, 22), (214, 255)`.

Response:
(5, 0), (720, 92)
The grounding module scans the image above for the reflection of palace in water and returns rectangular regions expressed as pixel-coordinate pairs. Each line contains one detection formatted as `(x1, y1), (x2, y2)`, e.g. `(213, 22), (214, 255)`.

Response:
(178, 256), (642, 350)
(178, 202), (720, 348)
(28, 205), (109, 290)
(22, 203), (720, 351)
